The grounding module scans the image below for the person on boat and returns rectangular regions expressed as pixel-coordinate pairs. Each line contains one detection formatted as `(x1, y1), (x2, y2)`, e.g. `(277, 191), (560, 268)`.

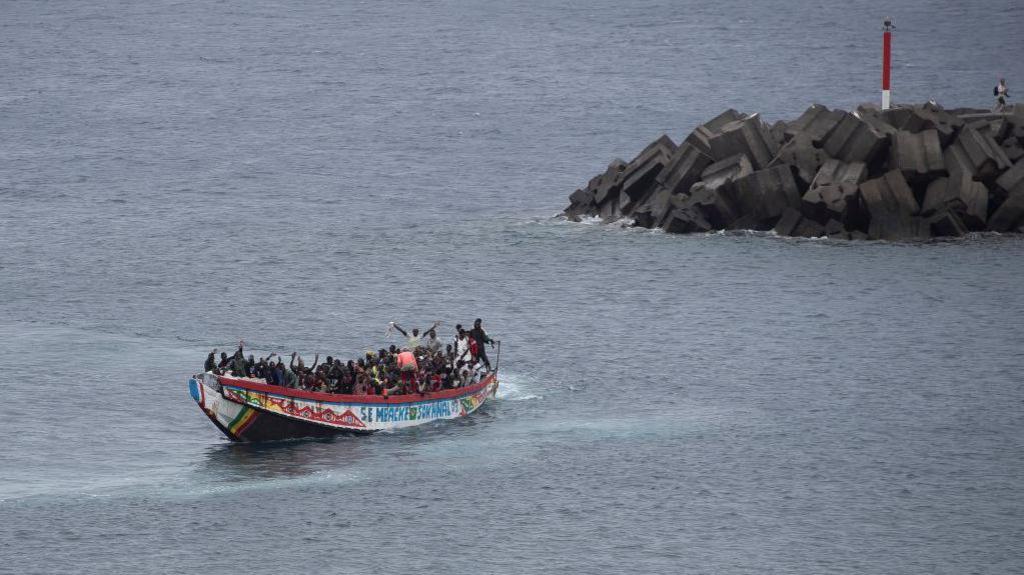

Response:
(423, 329), (442, 354)
(341, 360), (357, 393)
(352, 372), (369, 395)
(230, 343), (247, 377)
(281, 360), (298, 388)
(391, 320), (440, 350)
(217, 351), (231, 371)
(396, 348), (418, 393)
(311, 369), (328, 392)
(469, 319), (494, 370)
(204, 349), (218, 373)
(252, 357), (266, 379)
(290, 351), (318, 375)
(455, 329), (472, 366)
(456, 360), (473, 387)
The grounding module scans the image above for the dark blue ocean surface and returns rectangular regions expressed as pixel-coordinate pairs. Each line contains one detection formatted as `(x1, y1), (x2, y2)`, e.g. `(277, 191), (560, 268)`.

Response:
(2, 1), (1023, 573)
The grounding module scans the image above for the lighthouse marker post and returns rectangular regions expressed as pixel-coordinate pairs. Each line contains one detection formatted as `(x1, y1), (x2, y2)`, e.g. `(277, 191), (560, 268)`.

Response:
(882, 18), (893, 110)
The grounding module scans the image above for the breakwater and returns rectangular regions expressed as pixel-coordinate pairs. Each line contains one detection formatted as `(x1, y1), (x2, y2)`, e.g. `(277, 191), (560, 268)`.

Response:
(564, 103), (1024, 240)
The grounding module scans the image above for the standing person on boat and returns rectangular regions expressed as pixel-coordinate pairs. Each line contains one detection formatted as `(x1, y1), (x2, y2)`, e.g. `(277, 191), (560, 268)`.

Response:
(455, 328), (472, 366)
(231, 342), (247, 377)
(469, 318), (494, 371)
(396, 348), (419, 394)
(217, 351), (231, 371)
(423, 328), (442, 354)
(290, 351), (318, 377)
(204, 349), (218, 373)
(390, 320), (440, 350)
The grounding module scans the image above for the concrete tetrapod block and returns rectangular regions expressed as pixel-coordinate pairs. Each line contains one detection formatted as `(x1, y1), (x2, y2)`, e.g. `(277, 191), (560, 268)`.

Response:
(564, 187), (597, 220)
(598, 196), (620, 220)
(966, 117), (1012, 142)
(793, 217), (826, 238)
(886, 102), (964, 147)
(867, 212), (932, 240)
(617, 135), (676, 215)
(823, 219), (846, 237)
(987, 193), (1024, 231)
(661, 206), (713, 234)
(732, 164), (802, 224)
(810, 158), (869, 188)
(943, 144), (974, 182)
(768, 133), (831, 188)
(701, 154), (754, 191)
(854, 105), (899, 139)
(1003, 137), (1024, 162)
(926, 209), (968, 237)
(945, 126), (1012, 184)
(860, 169), (920, 219)
(773, 207), (802, 236)
(769, 120), (789, 147)
(630, 184), (675, 229)
(656, 143), (713, 196)
(591, 159), (627, 207)
(921, 175), (988, 230)
(821, 113), (888, 165)
(889, 129), (947, 183)
(861, 169), (929, 240)
(1009, 114), (1024, 140)
(684, 109), (747, 154)
(801, 159), (868, 227)
(727, 214), (765, 231)
(687, 182), (739, 229)
(785, 104), (847, 146)
(708, 115), (779, 170)
(988, 158), (1024, 231)
(994, 157), (1024, 196)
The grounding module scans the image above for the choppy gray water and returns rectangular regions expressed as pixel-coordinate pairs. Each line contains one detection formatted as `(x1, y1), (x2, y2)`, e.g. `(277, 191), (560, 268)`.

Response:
(2, 1), (1023, 573)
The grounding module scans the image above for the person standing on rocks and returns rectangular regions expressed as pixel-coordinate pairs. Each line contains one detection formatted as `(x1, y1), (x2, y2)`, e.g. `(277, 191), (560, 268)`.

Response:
(994, 78), (1009, 112)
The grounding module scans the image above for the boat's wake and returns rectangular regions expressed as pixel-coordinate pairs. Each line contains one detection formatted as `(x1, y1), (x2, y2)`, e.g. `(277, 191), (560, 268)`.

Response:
(495, 372), (542, 401)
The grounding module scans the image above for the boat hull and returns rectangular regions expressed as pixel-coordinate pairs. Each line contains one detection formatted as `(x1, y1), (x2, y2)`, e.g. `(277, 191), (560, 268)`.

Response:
(188, 372), (498, 442)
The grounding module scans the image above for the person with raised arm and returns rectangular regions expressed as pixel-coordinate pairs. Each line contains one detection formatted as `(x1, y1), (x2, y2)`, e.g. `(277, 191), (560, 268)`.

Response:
(390, 320), (440, 351)
(204, 348), (218, 373)
(230, 341), (247, 377)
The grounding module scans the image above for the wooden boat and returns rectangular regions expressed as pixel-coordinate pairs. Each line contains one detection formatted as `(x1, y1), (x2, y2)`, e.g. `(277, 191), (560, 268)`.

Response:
(188, 371), (499, 442)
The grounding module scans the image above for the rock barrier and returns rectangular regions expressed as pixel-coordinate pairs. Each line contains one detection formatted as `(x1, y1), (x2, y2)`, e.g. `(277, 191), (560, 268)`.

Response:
(563, 103), (1024, 239)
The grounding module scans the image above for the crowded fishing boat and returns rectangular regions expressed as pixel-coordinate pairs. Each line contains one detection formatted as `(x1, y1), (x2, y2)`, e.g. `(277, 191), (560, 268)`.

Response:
(188, 319), (500, 441)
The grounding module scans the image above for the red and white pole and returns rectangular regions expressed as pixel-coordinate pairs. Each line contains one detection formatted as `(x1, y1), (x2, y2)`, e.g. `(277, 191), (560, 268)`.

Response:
(881, 18), (893, 110)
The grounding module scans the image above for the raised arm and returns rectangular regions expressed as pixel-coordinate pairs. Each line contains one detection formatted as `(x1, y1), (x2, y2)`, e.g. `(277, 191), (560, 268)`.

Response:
(290, 352), (298, 371)
(391, 322), (409, 337)
(311, 353), (319, 371)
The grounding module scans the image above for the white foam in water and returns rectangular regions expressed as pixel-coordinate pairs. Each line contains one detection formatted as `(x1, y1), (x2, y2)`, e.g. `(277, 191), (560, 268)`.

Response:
(495, 372), (542, 401)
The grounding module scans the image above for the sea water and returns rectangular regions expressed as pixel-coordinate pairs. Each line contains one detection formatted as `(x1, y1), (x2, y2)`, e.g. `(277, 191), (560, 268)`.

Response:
(1, 0), (1023, 573)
